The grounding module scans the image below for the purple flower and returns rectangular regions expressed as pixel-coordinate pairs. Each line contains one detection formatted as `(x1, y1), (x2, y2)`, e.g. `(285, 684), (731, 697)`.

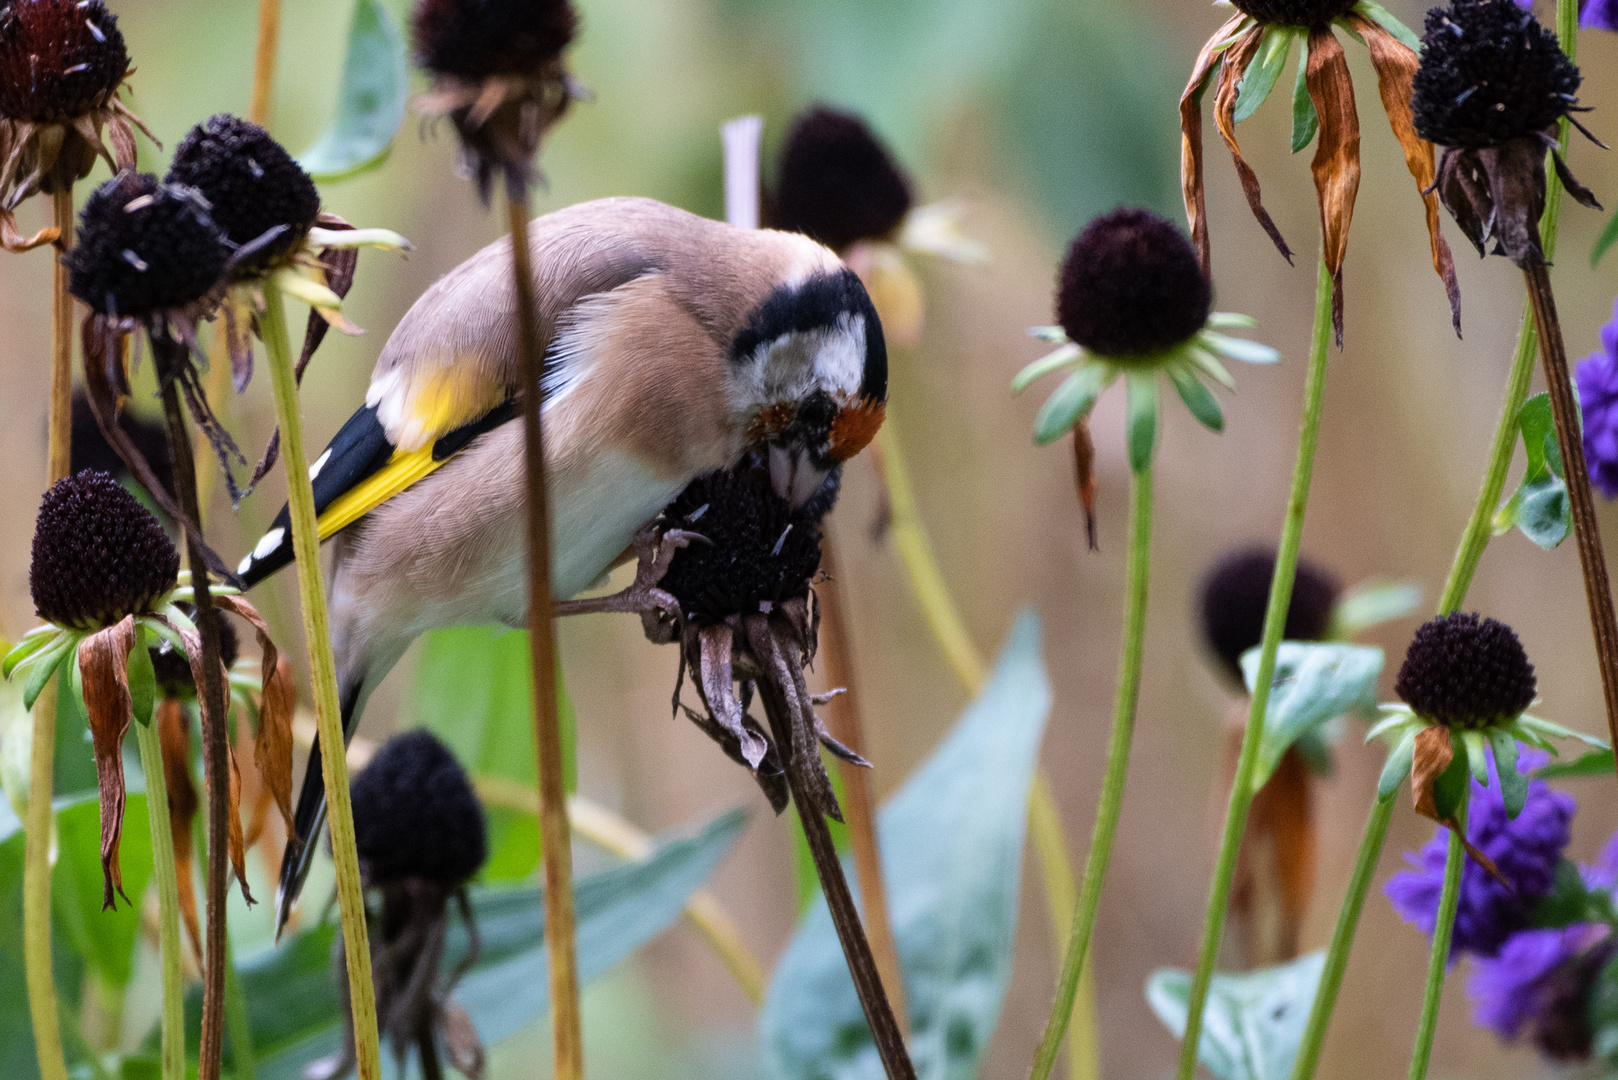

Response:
(1385, 751), (1574, 958)
(1583, 0), (1618, 31)
(1469, 924), (1613, 1061)
(1576, 299), (1618, 498)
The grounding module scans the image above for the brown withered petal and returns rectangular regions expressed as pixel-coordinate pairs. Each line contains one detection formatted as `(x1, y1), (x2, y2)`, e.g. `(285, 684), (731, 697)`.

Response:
(1433, 138), (1601, 268)
(1228, 715), (1316, 965)
(1410, 724), (1509, 881)
(1073, 420), (1099, 552)
(1305, 26), (1360, 346)
(1181, 12), (1249, 277)
(215, 595), (296, 837)
(158, 697), (204, 962)
(78, 615), (137, 909)
(1214, 25), (1295, 266)
(0, 209), (55, 251)
(1349, 13), (1461, 335)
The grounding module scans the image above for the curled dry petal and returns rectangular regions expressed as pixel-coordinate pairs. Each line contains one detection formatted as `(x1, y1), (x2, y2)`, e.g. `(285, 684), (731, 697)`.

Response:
(78, 616), (137, 909)
(215, 595), (296, 836)
(158, 696), (204, 962)
(442, 999), (486, 1080)
(1305, 26), (1361, 346)
(1182, 12), (1250, 277)
(1229, 717), (1315, 965)
(1214, 25), (1294, 266)
(0, 209), (56, 252)
(1073, 420), (1098, 552)
(1348, 13), (1461, 336)
(1411, 723), (1507, 883)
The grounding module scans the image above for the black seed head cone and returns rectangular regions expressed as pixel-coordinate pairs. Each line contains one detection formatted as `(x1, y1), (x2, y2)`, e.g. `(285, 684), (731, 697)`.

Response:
(0, 0), (128, 124)
(771, 106), (913, 253)
(30, 470), (178, 629)
(1230, 0), (1358, 26)
(1413, 0), (1581, 148)
(413, 0), (578, 79)
(1396, 612), (1537, 728)
(1200, 547), (1341, 684)
(351, 730), (488, 886)
(658, 467), (823, 626)
(149, 608), (237, 698)
(167, 114), (320, 277)
(1057, 208), (1212, 358)
(66, 172), (227, 318)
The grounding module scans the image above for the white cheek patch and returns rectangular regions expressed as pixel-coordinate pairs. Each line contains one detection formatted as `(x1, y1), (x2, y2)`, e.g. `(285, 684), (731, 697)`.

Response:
(730, 313), (867, 413)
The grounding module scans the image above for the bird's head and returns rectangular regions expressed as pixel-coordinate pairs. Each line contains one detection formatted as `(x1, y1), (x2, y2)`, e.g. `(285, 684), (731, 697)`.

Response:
(728, 266), (887, 509)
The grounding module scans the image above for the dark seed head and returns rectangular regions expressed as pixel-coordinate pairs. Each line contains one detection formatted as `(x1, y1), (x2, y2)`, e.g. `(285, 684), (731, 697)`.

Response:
(1200, 547), (1342, 685)
(30, 470), (178, 630)
(658, 466), (823, 626)
(351, 730), (488, 887)
(412, 0), (577, 80)
(70, 391), (174, 503)
(770, 106), (913, 253)
(166, 114), (320, 277)
(0, 0), (128, 124)
(65, 172), (227, 318)
(1413, 0), (1582, 148)
(1056, 208), (1212, 359)
(1229, 0), (1358, 25)
(1396, 612), (1538, 729)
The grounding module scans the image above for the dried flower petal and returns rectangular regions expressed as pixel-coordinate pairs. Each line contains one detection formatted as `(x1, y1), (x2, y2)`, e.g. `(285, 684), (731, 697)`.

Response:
(1305, 26), (1361, 345)
(78, 615), (137, 909)
(157, 696), (204, 961)
(1214, 24), (1295, 264)
(1181, 12), (1249, 277)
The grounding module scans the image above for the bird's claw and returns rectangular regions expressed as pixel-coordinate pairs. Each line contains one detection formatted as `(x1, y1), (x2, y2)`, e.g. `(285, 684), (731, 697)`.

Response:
(555, 522), (702, 620)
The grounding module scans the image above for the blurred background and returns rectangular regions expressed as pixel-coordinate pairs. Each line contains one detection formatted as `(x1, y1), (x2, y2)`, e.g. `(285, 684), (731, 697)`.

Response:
(1, 0), (1617, 1076)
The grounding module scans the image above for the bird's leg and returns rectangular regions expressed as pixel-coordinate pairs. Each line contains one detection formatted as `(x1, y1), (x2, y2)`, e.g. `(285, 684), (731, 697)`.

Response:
(554, 521), (703, 619)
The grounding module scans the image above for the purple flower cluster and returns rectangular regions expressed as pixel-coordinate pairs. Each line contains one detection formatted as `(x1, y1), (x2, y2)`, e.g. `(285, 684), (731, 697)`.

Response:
(1578, 298), (1618, 498)
(1514, 0), (1618, 30)
(1469, 924), (1613, 1058)
(1385, 751), (1574, 957)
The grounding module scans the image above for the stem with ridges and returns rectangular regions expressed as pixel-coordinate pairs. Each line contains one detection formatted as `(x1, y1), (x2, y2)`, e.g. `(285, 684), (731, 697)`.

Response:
(134, 712), (185, 1080)
(505, 183), (583, 1080)
(1028, 462), (1153, 1080)
(260, 288), (382, 1080)
(1175, 254), (1333, 1080)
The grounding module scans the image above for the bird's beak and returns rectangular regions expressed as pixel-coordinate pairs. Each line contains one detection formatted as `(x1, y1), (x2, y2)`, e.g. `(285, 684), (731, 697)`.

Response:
(768, 444), (830, 509)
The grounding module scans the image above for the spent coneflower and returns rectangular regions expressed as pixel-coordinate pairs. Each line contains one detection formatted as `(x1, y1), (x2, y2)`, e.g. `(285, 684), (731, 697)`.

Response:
(0, 0), (153, 251)
(1200, 546), (1342, 686)
(309, 730), (488, 1080)
(1182, 0), (1461, 340)
(69, 389), (173, 503)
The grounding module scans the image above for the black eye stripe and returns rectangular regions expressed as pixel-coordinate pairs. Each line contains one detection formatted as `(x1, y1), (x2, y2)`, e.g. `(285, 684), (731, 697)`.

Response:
(731, 267), (887, 404)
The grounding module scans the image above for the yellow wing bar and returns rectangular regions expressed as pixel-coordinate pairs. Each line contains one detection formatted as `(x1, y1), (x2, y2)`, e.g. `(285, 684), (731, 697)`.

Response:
(316, 446), (447, 540)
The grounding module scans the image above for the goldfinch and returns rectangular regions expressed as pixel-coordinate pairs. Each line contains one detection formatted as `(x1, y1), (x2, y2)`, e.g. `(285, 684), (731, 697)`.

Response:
(238, 196), (888, 931)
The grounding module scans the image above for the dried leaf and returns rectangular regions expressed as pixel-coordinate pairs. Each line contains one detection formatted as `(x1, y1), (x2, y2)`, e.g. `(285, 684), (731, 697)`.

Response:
(1411, 725), (1453, 821)
(0, 209), (56, 252)
(1305, 27), (1361, 346)
(1182, 13), (1250, 276)
(79, 617), (138, 909)
(301, 213), (360, 379)
(1350, 14), (1460, 335)
(1072, 420), (1098, 552)
(1214, 25), (1295, 265)
(158, 697), (203, 963)
(215, 595), (296, 836)
(226, 745), (250, 902)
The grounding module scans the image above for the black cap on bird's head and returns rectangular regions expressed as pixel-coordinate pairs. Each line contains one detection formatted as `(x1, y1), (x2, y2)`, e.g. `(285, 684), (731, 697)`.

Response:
(730, 267), (887, 509)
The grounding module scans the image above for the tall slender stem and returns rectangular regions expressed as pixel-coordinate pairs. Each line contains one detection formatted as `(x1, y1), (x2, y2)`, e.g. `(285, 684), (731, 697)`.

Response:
(1028, 463), (1153, 1080)
(1027, 772), (1100, 1080)
(1406, 829), (1464, 1080)
(224, 937), (257, 1080)
(248, 0), (281, 127)
(259, 289), (382, 1080)
(505, 185), (582, 1080)
(1176, 255), (1334, 1080)
(817, 538), (908, 1031)
(24, 187), (76, 1080)
(134, 711), (185, 1080)
(154, 340), (234, 1080)
(1286, 7), (1580, 1075)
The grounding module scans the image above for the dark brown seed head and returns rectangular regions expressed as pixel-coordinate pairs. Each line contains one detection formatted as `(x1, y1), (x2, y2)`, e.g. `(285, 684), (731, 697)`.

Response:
(1413, 0), (1582, 148)
(351, 730), (488, 887)
(1229, 0), (1358, 25)
(30, 470), (178, 630)
(771, 106), (913, 253)
(1395, 612), (1538, 729)
(166, 114), (320, 277)
(0, 0), (128, 124)
(1199, 547), (1342, 685)
(412, 0), (577, 79)
(1057, 208), (1212, 358)
(65, 172), (227, 318)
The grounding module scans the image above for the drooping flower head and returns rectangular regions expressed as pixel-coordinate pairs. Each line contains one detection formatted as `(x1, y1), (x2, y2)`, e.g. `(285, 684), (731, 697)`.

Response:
(1181, 0), (1461, 340)
(1014, 208), (1278, 475)
(1576, 298), (1618, 498)
(0, 0), (153, 251)
(1413, 0), (1603, 267)
(1468, 923), (1614, 1060)
(1199, 546), (1341, 685)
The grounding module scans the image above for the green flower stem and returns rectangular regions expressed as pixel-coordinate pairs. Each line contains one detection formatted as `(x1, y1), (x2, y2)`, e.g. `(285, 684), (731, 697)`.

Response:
(261, 287), (382, 1080)
(23, 679), (67, 1080)
(224, 938), (256, 1080)
(1407, 828), (1465, 1080)
(1286, 6), (1579, 1077)
(134, 713), (185, 1080)
(1028, 461), (1153, 1080)
(1175, 254), (1334, 1080)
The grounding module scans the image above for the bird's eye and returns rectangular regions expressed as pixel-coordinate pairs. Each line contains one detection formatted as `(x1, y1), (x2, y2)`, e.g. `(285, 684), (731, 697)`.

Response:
(826, 399), (886, 462)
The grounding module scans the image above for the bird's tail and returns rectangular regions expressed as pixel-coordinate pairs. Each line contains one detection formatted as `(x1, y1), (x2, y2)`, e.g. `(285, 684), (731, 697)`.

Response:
(274, 682), (364, 940)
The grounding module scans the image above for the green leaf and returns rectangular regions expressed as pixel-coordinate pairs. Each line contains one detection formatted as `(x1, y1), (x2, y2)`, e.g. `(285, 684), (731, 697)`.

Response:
(190, 807), (747, 1076)
(1032, 363), (1108, 446)
(1462, 730), (1490, 786)
(1595, 207), (1618, 266)
(1517, 472), (1570, 549)
(297, 0), (409, 183)
(1503, 393), (1571, 549)
(1167, 363), (1224, 432)
(1328, 579), (1421, 638)
(1125, 370), (1158, 473)
(1378, 727), (1418, 800)
(762, 611), (1052, 1080)
(1489, 728), (1527, 818)
(20, 633), (75, 712)
(1012, 342), (1081, 393)
(1239, 643), (1384, 790)
(1147, 951), (1326, 1080)
(1353, 0), (1423, 51)
(126, 626), (154, 729)
(1530, 859), (1607, 929)
(1535, 748), (1615, 779)
(410, 626), (577, 882)
(1201, 331), (1281, 365)
(1290, 47), (1318, 153)
(53, 792), (154, 990)
(1519, 393), (1562, 477)
(1234, 28), (1294, 124)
